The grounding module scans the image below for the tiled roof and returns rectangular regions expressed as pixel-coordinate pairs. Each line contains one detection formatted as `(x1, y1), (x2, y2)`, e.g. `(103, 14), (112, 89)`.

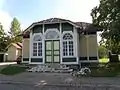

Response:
(35, 18), (67, 24)
(75, 22), (90, 30)
(32, 18), (92, 29)
(23, 18), (102, 34)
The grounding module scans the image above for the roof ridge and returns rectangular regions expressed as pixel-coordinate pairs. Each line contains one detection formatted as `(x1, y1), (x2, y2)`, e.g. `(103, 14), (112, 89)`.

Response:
(34, 17), (73, 24)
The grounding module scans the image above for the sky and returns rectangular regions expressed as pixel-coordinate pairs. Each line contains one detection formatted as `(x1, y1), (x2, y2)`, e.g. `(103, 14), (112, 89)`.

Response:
(0, 0), (101, 42)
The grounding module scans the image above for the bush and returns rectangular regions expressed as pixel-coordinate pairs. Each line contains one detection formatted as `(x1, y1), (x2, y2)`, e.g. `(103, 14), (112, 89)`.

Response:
(109, 54), (119, 62)
(98, 45), (108, 59)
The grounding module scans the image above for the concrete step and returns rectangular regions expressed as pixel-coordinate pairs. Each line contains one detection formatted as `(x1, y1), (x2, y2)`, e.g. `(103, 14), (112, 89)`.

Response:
(27, 64), (73, 73)
(45, 63), (60, 69)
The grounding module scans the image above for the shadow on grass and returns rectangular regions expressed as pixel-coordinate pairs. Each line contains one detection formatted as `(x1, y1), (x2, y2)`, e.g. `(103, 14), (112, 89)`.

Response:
(0, 65), (26, 75)
(90, 63), (120, 77)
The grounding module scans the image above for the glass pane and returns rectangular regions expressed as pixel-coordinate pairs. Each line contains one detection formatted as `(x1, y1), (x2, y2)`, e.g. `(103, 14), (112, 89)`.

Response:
(46, 56), (52, 62)
(33, 50), (37, 52)
(38, 53), (42, 56)
(46, 31), (59, 39)
(63, 33), (73, 40)
(46, 41), (52, 50)
(38, 50), (41, 52)
(46, 51), (52, 55)
(54, 41), (59, 50)
(33, 53), (37, 56)
(33, 43), (37, 46)
(69, 41), (73, 44)
(54, 51), (59, 55)
(54, 56), (59, 62)
(34, 35), (41, 41)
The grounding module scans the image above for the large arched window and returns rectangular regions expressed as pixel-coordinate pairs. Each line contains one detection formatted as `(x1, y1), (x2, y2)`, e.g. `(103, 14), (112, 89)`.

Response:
(63, 33), (74, 56)
(45, 29), (60, 39)
(32, 34), (42, 57)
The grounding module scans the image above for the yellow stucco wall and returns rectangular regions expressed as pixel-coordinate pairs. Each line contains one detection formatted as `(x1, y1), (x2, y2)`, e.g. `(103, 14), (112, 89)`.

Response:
(79, 35), (87, 57)
(7, 45), (17, 61)
(22, 39), (30, 58)
(79, 35), (98, 57)
(88, 35), (98, 56)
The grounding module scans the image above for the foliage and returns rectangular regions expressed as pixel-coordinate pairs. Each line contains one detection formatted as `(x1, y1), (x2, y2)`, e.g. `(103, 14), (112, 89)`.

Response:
(0, 65), (26, 75)
(0, 23), (10, 52)
(9, 17), (22, 43)
(0, 17), (22, 52)
(109, 54), (119, 62)
(91, 0), (120, 54)
(98, 45), (108, 58)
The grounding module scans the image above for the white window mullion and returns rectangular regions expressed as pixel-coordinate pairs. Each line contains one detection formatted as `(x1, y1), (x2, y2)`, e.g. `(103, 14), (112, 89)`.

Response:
(37, 42), (38, 57)
(68, 41), (70, 56)
(67, 41), (69, 56)
(68, 40), (70, 56)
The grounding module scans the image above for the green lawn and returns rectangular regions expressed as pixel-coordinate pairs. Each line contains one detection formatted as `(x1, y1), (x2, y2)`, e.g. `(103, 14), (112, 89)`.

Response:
(0, 65), (26, 75)
(99, 58), (109, 63)
(99, 56), (120, 63)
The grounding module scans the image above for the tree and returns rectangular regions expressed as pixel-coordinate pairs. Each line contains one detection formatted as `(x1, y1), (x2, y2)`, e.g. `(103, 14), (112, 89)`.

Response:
(0, 23), (10, 52)
(91, 0), (120, 54)
(9, 17), (22, 43)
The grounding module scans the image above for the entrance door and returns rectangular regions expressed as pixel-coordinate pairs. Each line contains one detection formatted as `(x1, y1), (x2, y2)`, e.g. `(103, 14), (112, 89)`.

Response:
(45, 40), (60, 63)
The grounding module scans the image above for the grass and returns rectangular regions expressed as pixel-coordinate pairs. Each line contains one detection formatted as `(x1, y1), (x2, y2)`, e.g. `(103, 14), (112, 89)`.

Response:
(89, 63), (120, 77)
(99, 58), (109, 63)
(99, 56), (120, 63)
(0, 65), (26, 75)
